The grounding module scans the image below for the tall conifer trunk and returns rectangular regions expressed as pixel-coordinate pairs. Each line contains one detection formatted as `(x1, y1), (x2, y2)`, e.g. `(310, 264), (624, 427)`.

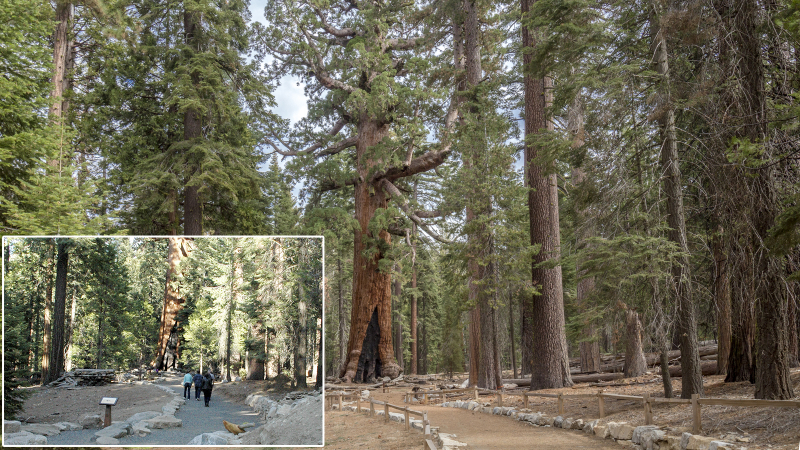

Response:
(48, 242), (69, 380)
(339, 119), (401, 383)
(40, 240), (54, 384)
(714, 226), (732, 375)
(183, 8), (202, 235)
(522, 0), (572, 390)
(154, 237), (193, 370)
(652, 22), (703, 397)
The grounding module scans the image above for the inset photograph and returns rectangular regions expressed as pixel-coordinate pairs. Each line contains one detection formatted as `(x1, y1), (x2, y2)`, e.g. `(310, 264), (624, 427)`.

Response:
(3, 236), (323, 446)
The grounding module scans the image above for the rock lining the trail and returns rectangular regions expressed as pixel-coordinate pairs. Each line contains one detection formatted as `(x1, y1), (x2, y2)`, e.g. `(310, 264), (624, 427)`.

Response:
(229, 390), (322, 446)
(437, 401), (746, 450)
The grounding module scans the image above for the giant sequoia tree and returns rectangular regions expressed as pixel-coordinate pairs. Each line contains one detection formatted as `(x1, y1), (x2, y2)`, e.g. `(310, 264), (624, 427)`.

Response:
(258, 0), (458, 382)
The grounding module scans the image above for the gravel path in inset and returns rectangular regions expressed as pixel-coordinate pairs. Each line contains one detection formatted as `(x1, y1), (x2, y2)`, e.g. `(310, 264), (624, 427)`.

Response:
(47, 375), (260, 446)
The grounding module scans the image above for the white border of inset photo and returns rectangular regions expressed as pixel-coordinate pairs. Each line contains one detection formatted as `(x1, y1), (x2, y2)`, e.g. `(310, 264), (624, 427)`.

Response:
(2, 235), (325, 448)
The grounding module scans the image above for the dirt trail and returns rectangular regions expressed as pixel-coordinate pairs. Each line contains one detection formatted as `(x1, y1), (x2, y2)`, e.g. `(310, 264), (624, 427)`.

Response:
(365, 391), (618, 450)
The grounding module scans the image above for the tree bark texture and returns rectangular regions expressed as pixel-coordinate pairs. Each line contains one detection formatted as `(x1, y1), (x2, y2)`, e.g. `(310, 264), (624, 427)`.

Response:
(726, 243), (756, 383)
(154, 237), (193, 370)
(339, 119), (401, 382)
(393, 276), (404, 370)
(623, 309), (647, 378)
(522, 0), (572, 390)
(570, 93), (601, 374)
(730, 0), (794, 400)
(48, 242), (69, 380)
(338, 255), (346, 372)
(183, 8), (203, 235)
(49, 1), (72, 121)
(40, 240), (54, 384)
(411, 250), (418, 375)
(652, 21), (703, 398)
(295, 243), (308, 388)
(713, 226), (731, 375)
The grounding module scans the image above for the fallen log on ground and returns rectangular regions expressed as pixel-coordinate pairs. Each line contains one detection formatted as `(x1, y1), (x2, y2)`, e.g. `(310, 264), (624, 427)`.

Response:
(507, 360), (717, 386)
(569, 345), (718, 375)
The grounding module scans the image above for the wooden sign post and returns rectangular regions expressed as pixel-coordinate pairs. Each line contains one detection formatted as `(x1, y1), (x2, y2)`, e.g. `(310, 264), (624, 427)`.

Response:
(99, 397), (118, 428)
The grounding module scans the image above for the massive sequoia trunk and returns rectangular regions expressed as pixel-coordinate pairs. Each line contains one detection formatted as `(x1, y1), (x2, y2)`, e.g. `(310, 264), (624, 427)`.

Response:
(339, 119), (401, 383)
(522, 0), (572, 390)
(652, 24), (703, 398)
(154, 237), (194, 370)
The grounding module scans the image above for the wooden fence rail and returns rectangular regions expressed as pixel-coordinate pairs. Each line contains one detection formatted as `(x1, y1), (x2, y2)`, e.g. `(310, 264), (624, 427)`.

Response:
(403, 387), (800, 434)
(325, 393), (432, 436)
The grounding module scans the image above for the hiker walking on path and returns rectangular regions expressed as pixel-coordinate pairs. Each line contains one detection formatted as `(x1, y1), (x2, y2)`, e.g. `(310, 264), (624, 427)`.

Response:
(182, 371), (193, 399)
(201, 371), (214, 407)
(192, 370), (203, 401)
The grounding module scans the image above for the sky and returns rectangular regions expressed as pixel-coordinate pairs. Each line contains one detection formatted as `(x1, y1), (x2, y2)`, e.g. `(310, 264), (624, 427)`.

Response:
(248, 0), (308, 125)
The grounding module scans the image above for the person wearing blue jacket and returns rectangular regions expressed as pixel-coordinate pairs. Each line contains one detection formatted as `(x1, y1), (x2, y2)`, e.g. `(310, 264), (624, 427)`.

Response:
(182, 371), (193, 399)
(192, 371), (203, 401)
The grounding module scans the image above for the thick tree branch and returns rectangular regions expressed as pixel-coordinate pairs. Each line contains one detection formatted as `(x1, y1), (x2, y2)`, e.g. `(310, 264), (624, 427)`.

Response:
(264, 118), (355, 158)
(298, 25), (356, 93)
(319, 175), (362, 192)
(380, 179), (452, 244)
(414, 209), (441, 219)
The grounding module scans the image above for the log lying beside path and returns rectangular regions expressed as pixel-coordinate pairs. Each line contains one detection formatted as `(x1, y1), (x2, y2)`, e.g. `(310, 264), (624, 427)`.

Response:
(506, 360), (717, 386)
(48, 369), (116, 387)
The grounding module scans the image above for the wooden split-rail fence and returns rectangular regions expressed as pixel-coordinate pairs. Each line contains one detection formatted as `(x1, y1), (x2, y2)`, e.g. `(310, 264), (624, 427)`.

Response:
(404, 386), (800, 434)
(325, 391), (436, 448)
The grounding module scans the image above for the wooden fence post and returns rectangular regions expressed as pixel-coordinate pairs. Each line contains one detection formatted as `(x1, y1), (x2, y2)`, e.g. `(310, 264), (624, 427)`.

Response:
(558, 393), (564, 415)
(370, 398), (375, 416)
(643, 393), (652, 425)
(474, 387), (479, 401)
(338, 394), (343, 411)
(423, 412), (430, 436)
(383, 381), (386, 393)
(597, 391), (605, 418)
(385, 402), (390, 422)
(357, 396), (361, 413)
(497, 392), (503, 407)
(523, 392), (529, 409)
(692, 394), (701, 433)
(404, 406), (410, 431)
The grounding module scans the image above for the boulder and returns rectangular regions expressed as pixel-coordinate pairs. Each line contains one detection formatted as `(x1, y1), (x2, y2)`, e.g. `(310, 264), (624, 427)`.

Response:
(54, 422), (82, 431)
(125, 411), (162, 424)
(275, 404), (292, 417)
(609, 422), (635, 440)
(94, 421), (131, 439)
(80, 414), (104, 429)
(188, 433), (230, 445)
(553, 416), (564, 428)
(132, 421), (151, 437)
(20, 423), (62, 436)
(95, 436), (120, 445)
(4, 431), (48, 445)
(683, 434), (718, 450)
(4, 420), (21, 433)
(145, 415), (182, 429)
(594, 425), (610, 439)
(572, 419), (584, 430)
(708, 442), (734, 450)
(562, 418), (575, 429)
(583, 420), (599, 434)
(633, 426), (661, 444)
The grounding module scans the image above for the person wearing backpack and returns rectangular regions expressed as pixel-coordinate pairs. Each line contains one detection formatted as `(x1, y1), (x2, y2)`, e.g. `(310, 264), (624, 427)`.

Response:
(192, 370), (203, 401)
(202, 372), (214, 407)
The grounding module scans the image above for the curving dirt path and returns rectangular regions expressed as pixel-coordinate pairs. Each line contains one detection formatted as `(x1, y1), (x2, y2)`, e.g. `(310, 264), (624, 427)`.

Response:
(367, 391), (618, 450)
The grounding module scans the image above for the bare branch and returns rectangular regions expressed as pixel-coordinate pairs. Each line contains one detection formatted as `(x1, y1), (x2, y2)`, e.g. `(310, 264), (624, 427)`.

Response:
(380, 179), (452, 244)
(319, 175), (362, 192)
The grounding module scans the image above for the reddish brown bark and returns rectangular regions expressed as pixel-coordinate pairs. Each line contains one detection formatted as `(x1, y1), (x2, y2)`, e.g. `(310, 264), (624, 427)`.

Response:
(522, 0), (572, 390)
(339, 119), (400, 383)
(154, 237), (194, 370)
(49, 1), (72, 121)
(48, 242), (69, 379)
(40, 240), (55, 384)
(411, 242), (418, 375)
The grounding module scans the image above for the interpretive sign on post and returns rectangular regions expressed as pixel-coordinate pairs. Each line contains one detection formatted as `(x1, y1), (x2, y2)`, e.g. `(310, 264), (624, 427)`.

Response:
(99, 397), (118, 427)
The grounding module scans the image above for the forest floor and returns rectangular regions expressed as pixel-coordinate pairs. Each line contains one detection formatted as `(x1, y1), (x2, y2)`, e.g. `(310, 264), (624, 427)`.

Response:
(16, 381), (172, 424)
(329, 367), (800, 450)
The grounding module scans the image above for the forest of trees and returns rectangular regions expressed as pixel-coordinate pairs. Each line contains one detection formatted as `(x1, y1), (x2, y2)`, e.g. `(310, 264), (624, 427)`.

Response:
(2, 0), (800, 419)
(3, 237), (323, 417)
